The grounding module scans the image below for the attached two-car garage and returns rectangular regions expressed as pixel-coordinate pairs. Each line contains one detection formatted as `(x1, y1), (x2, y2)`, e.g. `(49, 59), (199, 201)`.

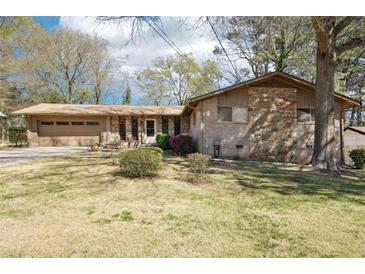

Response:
(37, 118), (102, 146)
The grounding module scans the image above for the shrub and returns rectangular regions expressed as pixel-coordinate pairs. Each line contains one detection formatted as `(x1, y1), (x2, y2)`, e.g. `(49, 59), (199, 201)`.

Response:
(232, 155), (241, 161)
(187, 153), (210, 173)
(8, 126), (27, 147)
(141, 146), (164, 155)
(169, 135), (177, 152)
(349, 149), (365, 169)
(119, 148), (162, 177)
(156, 133), (170, 150)
(175, 133), (195, 155)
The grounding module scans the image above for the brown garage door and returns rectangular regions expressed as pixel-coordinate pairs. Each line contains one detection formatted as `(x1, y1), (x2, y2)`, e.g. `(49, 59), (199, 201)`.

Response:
(38, 120), (101, 146)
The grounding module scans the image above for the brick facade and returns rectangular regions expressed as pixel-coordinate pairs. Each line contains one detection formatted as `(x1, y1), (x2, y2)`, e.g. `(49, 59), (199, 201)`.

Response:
(184, 85), (346, 164)
(248, 88), (297, 162)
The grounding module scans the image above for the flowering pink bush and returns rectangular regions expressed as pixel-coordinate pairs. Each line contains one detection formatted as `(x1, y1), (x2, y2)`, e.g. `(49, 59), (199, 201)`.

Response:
(169, 135), (177, 152)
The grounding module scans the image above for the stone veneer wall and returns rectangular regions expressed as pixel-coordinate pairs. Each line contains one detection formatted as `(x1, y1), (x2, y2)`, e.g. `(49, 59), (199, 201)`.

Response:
(248, 87), (297, 162)
(110, 116), (119, 143)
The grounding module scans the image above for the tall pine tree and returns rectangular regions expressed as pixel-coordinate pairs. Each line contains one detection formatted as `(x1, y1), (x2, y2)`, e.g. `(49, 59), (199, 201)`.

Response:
(122, 85), (131, 105)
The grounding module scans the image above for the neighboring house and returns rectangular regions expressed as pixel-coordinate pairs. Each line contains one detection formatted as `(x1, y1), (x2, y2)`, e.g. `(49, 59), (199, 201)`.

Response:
(344, 126), (365, 165)
(14, 72), (360, 165)
(13, 104), (185, 147)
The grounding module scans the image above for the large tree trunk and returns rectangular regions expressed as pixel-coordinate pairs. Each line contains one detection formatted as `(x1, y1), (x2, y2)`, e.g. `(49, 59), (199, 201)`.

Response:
(311, 40), (338, 170)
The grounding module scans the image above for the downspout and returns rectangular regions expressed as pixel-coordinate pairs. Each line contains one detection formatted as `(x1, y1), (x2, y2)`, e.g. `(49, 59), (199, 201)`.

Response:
(186, 101), (204, 152)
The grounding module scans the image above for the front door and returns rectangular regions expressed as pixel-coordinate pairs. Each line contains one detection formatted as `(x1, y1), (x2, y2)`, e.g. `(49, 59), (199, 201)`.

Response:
(144, 119), (156, 144)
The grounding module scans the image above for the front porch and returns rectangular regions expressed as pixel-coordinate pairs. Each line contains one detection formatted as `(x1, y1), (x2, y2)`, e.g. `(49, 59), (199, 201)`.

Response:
(104, 115), (186, 147)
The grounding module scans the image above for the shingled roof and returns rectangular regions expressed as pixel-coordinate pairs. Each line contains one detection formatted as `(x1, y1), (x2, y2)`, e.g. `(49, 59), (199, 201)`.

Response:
(13, 103), (184, 116)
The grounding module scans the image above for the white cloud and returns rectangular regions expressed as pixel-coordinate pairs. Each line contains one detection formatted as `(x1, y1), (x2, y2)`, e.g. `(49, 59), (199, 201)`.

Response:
(59, 16), (217, 73)
(58, 16), (219, 104)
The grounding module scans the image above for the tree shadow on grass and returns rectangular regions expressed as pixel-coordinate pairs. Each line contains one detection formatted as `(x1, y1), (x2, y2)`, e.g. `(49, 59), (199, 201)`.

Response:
(1, 154), (121, 200)
(208, 161), (365, 205)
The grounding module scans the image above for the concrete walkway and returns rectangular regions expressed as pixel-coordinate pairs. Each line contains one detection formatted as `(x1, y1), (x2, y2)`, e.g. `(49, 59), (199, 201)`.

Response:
(0, 147), (86, 166)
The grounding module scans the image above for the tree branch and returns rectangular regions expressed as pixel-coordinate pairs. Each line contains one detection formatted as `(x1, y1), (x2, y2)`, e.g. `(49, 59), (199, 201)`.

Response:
(337, 37), (365, 55)
(334, 16), (354, 36)
(311, 17), (328, 53)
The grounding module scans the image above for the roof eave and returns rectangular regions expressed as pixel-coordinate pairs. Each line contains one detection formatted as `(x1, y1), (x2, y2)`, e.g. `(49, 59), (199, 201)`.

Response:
(183, 71), (361, 111)
(345, 127), (365, 135)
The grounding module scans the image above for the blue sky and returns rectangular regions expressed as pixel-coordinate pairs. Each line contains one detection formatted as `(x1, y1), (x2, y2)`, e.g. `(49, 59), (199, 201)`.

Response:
(32, 16), (60, 32)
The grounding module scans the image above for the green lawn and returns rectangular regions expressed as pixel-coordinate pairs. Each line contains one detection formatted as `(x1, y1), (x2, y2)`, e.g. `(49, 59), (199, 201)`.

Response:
(0, 152), (364, 257)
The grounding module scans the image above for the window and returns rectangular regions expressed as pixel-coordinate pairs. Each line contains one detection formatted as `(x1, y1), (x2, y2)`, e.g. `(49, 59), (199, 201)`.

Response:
(41, 121), (54, 125)
(218, 107), (232, 121)
(119, 117), (126, 141)
(56, 121), (69, 125)
(297, 108), (315, 123)
(218, 106), (248, 123)
(174, 117), (181, 136)
(146, 120), (155, 137)
(131, 119), (138, 140)
(71, 121), (84, 125)
(86, 121), (99, 126)
(232, 107), (248, 123)
(162, 117), (169, 134)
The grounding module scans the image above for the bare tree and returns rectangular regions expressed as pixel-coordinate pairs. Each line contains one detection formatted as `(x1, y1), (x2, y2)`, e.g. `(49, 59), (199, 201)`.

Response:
(47, 29), (96, 103)
(135, 53), (221, 105)
(92, 38), (113, 104)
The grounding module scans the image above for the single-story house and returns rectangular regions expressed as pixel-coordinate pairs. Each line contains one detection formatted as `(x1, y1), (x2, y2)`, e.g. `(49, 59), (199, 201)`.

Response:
(344, 126), (365, 165)
(14, 72), (360, 164)
(13, 104), (185, 147)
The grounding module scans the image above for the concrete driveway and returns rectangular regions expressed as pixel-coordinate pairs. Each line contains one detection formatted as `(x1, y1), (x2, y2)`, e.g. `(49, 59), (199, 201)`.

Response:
(0, 147), (87, 166)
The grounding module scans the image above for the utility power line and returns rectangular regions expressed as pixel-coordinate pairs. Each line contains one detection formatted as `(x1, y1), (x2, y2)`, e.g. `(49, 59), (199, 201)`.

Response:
(206, 16), (240, 78)
(141, 17), (217, 86)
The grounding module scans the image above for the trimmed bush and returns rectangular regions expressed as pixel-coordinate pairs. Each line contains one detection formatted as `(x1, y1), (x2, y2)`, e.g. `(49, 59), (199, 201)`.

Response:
(349, 149), (365, 169)
(119, 148), (162, 177)
(169, 135), (177, 152)
(156, 133), (169, 150)
(187, 153), (210, 173)
(175, 133), (195, 155)
(8, 126), (27, 147)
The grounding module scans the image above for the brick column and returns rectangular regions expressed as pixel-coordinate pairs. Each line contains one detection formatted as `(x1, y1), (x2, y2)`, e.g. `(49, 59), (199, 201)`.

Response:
(126, 116), (132, 141)
(106, 116), (111, 144)
(168, 117), (175, 136)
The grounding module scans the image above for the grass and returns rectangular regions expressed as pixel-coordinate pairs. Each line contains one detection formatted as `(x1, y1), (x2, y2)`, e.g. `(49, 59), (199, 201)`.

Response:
(0, 152), (364, 257)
